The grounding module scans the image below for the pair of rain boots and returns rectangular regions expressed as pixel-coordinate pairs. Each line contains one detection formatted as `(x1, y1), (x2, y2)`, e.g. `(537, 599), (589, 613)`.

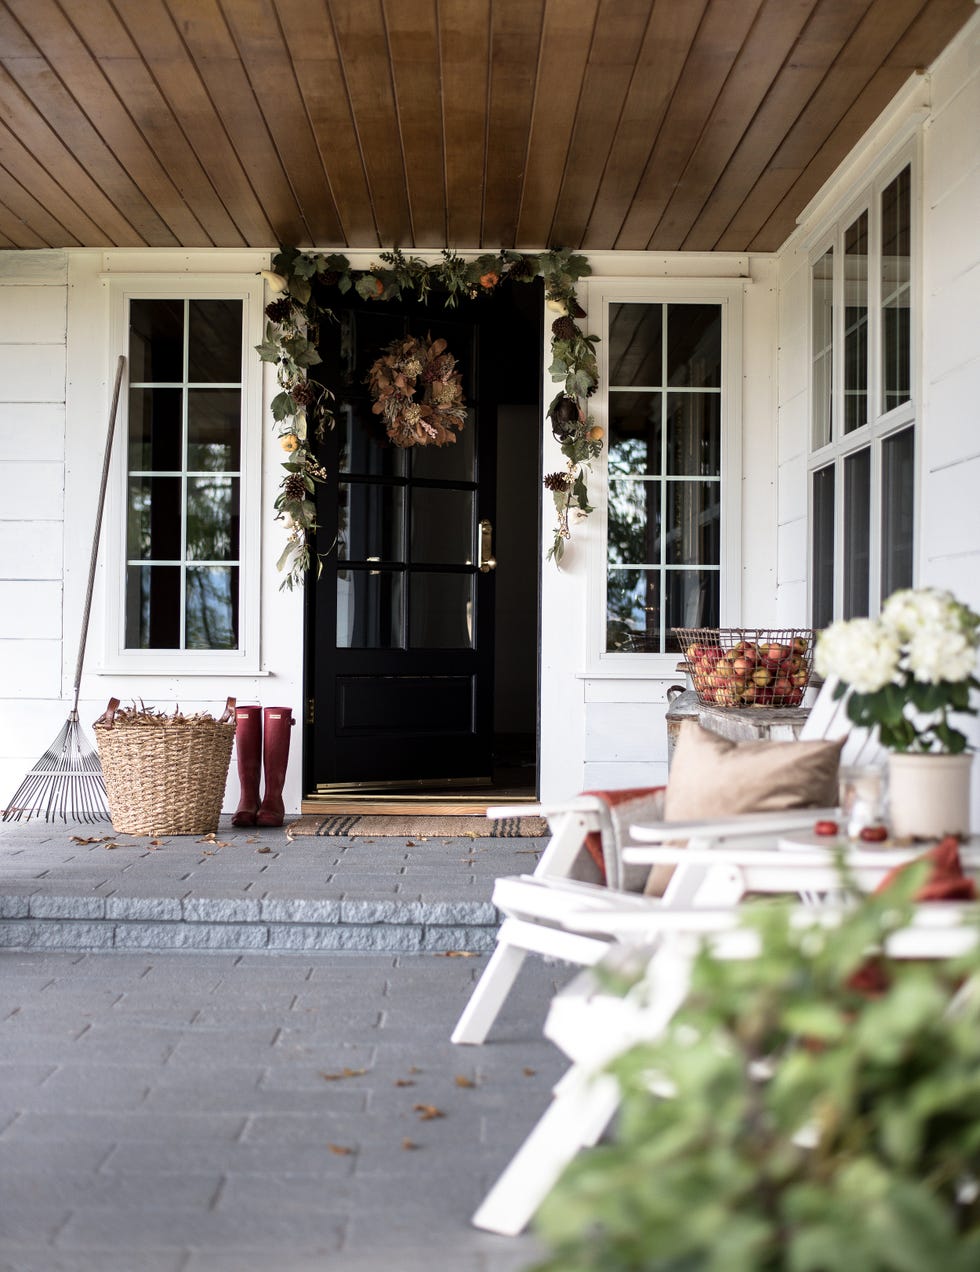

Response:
(230, 706), (294, 829)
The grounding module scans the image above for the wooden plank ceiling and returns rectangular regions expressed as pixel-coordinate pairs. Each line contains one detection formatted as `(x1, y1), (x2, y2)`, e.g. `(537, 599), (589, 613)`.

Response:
(0, 0), (972, 253)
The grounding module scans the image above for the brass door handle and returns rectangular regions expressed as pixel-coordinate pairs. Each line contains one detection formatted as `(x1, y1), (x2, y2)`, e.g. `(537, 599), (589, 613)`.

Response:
(479, 519), (496, 572)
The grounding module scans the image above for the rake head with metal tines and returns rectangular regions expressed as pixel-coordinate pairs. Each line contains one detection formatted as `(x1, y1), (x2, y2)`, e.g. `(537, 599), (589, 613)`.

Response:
(2, 711), (109, 824)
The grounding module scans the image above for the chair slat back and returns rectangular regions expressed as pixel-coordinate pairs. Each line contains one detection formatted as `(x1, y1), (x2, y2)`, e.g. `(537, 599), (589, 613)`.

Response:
(799, 675), (886, 768)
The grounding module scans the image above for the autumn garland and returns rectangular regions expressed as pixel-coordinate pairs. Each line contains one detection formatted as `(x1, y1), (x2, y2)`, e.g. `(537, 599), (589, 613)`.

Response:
(255, 247), (601, 588)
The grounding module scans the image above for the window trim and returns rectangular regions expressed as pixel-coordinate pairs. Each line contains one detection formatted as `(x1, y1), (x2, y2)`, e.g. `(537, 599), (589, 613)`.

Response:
(585, 276), (744, 676)
(806, 139), (921, 625)
(102, 274), (265, 675)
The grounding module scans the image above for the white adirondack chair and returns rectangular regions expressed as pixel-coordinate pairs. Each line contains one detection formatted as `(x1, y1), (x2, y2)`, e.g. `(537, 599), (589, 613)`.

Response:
(453, 676), (883, 1046)
(472, 892), (979, 1236)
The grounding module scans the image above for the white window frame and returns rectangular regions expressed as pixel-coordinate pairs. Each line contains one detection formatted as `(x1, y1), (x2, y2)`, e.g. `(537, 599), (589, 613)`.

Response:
(586, 276), (743, 676)
(102, 274), (265, 675)
(806, 139), (920, 624)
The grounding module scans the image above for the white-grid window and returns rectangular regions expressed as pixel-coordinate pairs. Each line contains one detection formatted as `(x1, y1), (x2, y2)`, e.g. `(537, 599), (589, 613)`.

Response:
(586, 277), (742, 673)
(809, 154), (916, 627)
(104, 276), (264, 675)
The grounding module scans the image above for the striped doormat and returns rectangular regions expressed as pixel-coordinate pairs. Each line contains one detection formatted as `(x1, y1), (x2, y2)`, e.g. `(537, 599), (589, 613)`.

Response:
(288, 814), (548, 838)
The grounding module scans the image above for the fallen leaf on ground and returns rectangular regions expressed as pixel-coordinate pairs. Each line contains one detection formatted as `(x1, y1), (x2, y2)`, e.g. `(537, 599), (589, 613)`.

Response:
(394, 1078), (416, 1088)
(463, 831), (480, 839)
(405, 841), (415, 847)
(402, 1138), (419, 1150)
(460, 857), (476, 865)
(104, 843), (119, 850)
(148, 839), (165, 847)
(327, 1143), (354, 1156)
(71, 836), (106, 845)
(454, 1075), (476, 1089)
(197, 833), (217, 843)
(516, 848), (542, 854)
(201, 850), (214, 856)
(320, 1067), (366, 1081)
(523, 1067), (537, 1077)
(413, 1104), (444, 1121)
(257, 846), (272, 854)
(440, 950), (477, 958)
(409, 1066), (421, 1074)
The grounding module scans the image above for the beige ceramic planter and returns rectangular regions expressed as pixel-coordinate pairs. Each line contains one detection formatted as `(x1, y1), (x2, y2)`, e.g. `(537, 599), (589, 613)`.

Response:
(887, 752), (974, 840)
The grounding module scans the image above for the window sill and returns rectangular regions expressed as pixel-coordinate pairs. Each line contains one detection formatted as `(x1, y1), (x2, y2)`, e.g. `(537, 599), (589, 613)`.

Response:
(95, 664), (270, 678)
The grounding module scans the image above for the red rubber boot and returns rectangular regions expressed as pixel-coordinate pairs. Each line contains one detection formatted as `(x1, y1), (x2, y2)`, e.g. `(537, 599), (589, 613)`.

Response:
(231, 706), (263, 827)
(256, 707), (294, 828)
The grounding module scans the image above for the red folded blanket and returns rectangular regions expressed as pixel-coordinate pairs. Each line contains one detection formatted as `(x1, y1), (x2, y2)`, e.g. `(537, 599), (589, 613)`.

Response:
(581, 787), (664, 883)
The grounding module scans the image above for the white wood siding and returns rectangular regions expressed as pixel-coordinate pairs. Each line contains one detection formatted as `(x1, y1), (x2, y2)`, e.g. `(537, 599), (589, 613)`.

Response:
(0, 252), (68, 801)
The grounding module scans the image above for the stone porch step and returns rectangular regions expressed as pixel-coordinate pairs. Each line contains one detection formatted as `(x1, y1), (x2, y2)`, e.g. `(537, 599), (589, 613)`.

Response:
(0, 892), (499, 954)
(0, 822), (540, 955)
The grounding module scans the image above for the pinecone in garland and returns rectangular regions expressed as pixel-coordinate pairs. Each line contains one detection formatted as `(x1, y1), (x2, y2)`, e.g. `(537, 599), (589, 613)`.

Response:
(543, 471), (571, 493)
(290, 379), (317, 407)
(507, 254), (538, 282)
(281, 472), (308, 503)
(265, 297), (294, 323)
(320, 270), (340, 287)
(551, 315), (578, 342)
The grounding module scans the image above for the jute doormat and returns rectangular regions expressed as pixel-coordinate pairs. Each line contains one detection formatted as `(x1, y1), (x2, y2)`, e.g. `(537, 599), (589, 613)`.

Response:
(288, 814), (548, 838)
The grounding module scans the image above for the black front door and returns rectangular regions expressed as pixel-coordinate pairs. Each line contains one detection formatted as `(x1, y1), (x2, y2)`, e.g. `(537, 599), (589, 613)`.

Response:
(307, 293), (499, 789)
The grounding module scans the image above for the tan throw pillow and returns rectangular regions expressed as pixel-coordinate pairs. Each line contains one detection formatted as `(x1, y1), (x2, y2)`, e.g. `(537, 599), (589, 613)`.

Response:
(643, 721), (845, 896)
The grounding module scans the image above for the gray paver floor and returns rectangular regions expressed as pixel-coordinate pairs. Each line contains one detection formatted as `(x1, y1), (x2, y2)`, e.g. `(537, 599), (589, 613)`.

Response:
(0, 947), (571, 1272)
(0, 819), (570, 1271)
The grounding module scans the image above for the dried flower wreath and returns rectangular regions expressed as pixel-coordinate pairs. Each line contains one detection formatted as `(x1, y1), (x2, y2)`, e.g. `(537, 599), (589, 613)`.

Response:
(366, 333), (467, 448)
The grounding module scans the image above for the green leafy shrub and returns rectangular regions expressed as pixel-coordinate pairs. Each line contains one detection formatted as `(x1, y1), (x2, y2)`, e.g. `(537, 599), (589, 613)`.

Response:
(533, 870), (980, 1272)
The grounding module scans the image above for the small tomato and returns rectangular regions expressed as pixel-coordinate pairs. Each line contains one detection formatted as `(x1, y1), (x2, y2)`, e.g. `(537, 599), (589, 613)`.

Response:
(814, 820), (839, 836)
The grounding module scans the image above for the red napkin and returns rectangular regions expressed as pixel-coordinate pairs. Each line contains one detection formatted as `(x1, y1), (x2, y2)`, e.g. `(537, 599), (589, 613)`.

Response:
(874, 835), (976, 902)
(847, 837), (976, 999)
(581, 787), (665, 883)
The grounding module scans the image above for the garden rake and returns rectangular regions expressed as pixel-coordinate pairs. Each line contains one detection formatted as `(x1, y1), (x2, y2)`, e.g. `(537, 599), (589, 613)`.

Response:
(2, 355), (126, 823)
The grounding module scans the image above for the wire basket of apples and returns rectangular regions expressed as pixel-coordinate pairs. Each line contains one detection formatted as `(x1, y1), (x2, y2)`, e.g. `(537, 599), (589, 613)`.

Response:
(673, 628), (815, 708)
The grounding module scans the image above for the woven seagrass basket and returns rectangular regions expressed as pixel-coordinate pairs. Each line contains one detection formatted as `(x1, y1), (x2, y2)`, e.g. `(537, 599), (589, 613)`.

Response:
(94, 697), (236, 836)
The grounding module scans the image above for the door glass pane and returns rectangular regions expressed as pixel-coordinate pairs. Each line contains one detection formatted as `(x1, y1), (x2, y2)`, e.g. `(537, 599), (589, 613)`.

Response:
(410, 413), (476, 481)
(665, 571), (719, 639)
(812, 464), (835, 629)
(608, 393), (661, 476)
(667, 305), (721, 387)
(338, 402), (407, 477)
(186, 566), (238, 649)
(411, 488), (475, 564)
(126, 564), (180, 648)
(812, 247), (834, 448)
(409, 573), (474, 648)
(337, 569), (404, 648)
(337, 482), (406, 562)
(843, 448), (870, 618)
(881, 427), (914, 601)
(666, 393), (720, 476)
(128, 388), (182, 471)
(187, 389), (241, 471)
(844, 211), (868, 433)
(881, 165), (911, 413)
(186, 476), (238, 561)
(608, 480), (659, 566)
(187, 300), (243, 383)
(129, 299), (183, 382)
(607, 568), (658, 652)
(128, 476), (181, 559)
(666, 482), (720, 565)
(609, 304), (662, 386)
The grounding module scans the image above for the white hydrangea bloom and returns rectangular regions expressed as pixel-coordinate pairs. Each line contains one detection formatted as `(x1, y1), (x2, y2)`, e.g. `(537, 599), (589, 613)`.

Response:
(907, 628), (978, 684)
(815, 619), (900, 693)
(881, 587), (956, 642)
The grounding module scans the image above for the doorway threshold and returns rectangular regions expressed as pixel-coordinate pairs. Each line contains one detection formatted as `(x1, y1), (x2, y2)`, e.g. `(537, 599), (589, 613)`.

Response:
(301, 783), (537, 817)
